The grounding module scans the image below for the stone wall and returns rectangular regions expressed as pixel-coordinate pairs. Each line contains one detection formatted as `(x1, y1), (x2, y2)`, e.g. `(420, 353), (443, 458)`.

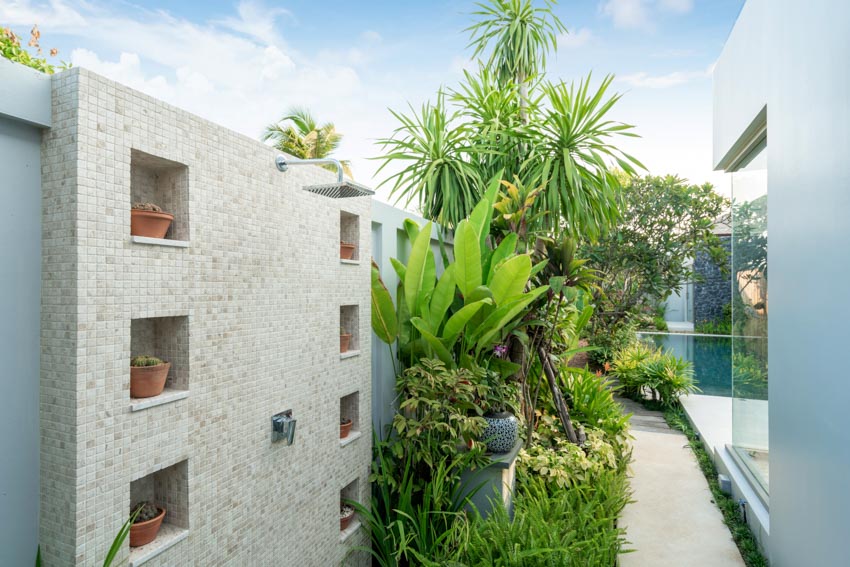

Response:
(693, 236), (731, 325)
(40, 68), (372, 566)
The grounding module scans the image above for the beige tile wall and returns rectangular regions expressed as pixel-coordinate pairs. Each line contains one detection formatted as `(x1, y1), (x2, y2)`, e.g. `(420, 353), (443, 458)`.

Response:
(40, 67), (372, 566)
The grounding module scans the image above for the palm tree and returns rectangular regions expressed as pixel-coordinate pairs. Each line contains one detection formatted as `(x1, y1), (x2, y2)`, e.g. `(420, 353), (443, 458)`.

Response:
(262, 107), (353, 178)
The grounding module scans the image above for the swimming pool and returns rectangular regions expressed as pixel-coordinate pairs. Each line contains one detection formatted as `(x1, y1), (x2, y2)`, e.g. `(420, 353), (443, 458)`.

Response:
(638, 332), (732, 397)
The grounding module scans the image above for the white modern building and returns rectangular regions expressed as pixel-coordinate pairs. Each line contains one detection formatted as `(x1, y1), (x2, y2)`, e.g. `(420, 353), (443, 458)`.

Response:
(706, 1), (850, 565)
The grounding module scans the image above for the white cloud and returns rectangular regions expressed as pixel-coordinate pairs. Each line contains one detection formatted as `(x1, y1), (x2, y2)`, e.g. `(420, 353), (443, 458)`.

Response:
(658, 0), (694, 14)
(361, 30), (382, 43)
(600, 0), (652, 30)
(449, 55), (475, 75)
(1, 0), (422, 192)
(558, 27), (593, 49)
(618, 65), (711, 88)
(599, 0), (694, 31)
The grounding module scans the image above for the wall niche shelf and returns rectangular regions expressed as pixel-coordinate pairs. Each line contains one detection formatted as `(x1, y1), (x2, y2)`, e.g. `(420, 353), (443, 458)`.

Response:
(340, 210), (360, 261)
(130, 149), (189, 242)
(129, 460), (189, 566)
(339, 305), (359, 354)
(130, 316), (189, 408)
(339, 391), (360, 446)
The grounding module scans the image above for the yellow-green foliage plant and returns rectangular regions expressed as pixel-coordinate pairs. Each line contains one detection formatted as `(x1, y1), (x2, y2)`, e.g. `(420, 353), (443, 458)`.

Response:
(371, 173), (548, 377)
(611, 341), (699, 407)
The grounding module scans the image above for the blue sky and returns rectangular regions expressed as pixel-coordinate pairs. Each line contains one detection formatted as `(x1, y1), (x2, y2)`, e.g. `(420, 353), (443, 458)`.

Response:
(2, 0), (744, 205)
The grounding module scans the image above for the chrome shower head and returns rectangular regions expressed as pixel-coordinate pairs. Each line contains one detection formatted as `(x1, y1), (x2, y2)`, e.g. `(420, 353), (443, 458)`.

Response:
(274, 155), (374, 198)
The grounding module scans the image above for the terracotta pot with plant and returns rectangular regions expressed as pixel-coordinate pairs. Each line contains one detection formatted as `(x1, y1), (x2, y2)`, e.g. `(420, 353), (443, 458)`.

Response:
(340, 503), (355, 531)
(131, 202), (174, 239)
(130, 355), (170, 398)
(340, 327), (352, 353)
(340, 418), (353, 439)
(129, 502), (166, 547)
(340, 241), (356, 260)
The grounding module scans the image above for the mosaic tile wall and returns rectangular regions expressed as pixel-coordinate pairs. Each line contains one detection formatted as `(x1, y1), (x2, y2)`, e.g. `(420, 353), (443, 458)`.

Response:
(40, 68), (372, 566)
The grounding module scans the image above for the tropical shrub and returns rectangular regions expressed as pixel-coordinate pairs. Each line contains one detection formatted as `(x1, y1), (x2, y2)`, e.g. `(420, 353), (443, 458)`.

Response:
(455, 474), (631, 567)
(519, 429), (622, 489)
(584, 320), (636, 367)
(391, 359), (488, 482)
(371, 174), (548, 378)
(560, 368), (631, 437)
(611, 342), (699, 407)
(349, 438), (476, 567)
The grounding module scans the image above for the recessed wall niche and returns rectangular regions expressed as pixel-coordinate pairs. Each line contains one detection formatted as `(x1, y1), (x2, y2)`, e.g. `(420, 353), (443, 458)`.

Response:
(340, 391), (360, 443)
(129, 460), (189, 563)
(130, 316), (189, 399)
(340, 211), (360, 261)
(131, 150), (189, 241)
(339, 305), (359, 354)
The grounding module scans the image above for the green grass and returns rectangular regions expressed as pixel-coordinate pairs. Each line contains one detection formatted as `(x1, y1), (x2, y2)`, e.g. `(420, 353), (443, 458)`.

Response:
(663, 407), (769, 567)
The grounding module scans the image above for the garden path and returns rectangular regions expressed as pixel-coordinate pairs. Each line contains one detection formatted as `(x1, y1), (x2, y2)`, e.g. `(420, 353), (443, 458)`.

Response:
(617, 396), (746, 567)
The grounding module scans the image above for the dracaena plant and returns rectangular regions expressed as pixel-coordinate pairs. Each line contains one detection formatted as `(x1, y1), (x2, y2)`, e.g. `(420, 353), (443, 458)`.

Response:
(371, 173), (549, 377)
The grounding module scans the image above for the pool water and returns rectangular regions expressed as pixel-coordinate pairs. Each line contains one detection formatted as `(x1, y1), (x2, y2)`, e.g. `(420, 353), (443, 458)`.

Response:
(638, 332), (732, 397)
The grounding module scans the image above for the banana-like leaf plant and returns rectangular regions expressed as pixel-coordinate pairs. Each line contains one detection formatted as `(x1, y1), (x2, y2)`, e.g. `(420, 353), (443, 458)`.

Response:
(371, 173), (548, 376)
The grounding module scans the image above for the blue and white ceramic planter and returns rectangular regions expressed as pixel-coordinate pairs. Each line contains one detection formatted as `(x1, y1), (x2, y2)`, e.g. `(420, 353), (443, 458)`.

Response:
(482, 412), (519, 453)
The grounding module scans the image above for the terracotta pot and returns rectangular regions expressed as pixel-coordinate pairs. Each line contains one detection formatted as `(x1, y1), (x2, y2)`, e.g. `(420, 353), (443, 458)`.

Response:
(129, 507), (166, 547)
(340, 334), (352, 353)
(340, 419), (353, 439)
(131, 209), (174, 239)
(130, 362), (171, 398)
(340, 242), (356, 260)
(340, 508), (355, 531)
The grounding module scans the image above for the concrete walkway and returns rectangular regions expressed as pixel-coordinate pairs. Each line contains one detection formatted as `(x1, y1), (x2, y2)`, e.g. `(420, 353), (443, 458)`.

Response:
(618, 397), (745, 567)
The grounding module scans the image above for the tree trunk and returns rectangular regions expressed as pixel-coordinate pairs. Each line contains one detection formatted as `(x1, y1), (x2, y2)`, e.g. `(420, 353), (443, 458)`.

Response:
(537, 345), (579, 445)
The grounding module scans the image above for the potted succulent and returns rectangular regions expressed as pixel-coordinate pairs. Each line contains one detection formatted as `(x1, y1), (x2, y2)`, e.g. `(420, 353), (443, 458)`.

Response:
(340, 241), (356, 260)
(130, 355), (171, 398)
(479, 370), (519, 454)
(340, 417), (353, 439)
(131, 202), (174, 239)
(340, 502), (355, 531)
(340, 326), (352, 353)
(129, 502), (166, 547)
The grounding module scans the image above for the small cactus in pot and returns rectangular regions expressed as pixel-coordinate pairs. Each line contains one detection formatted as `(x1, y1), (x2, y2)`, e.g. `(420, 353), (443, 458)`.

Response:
(340, 417), (353, 439)
(129, 501), (166, 547)
(131, 202), (174, 239)
(130, 355), (170, 399)
(340, 502), (355, 531)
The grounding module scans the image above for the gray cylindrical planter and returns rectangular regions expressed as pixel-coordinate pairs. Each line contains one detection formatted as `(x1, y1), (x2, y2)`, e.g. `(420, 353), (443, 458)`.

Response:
(482, 411), (519, 454)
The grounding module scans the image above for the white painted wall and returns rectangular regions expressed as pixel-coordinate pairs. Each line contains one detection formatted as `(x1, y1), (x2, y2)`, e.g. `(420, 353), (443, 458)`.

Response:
(370, 200), (451, 434)
(0, 59), (51, 567)
(715, 2), (850, 564)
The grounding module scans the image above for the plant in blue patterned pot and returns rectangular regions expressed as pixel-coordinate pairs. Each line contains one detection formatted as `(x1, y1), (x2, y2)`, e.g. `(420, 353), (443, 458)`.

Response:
(479, 362), (520, 453)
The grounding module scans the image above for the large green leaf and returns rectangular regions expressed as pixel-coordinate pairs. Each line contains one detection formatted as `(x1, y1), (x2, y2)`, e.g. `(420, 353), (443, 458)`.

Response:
(472, 286), (549, 352)
(410, 317), (454, 365)
(453, 220), (482, 297)
(390, 257), (407, 283)
(371, 263), (398, 345)
(441, 299), (492, 348)
(404, 221), (436, 317)
(489, 254), (532, 305)
(485, 232), (518, 283)
(427, 265), (456, 332)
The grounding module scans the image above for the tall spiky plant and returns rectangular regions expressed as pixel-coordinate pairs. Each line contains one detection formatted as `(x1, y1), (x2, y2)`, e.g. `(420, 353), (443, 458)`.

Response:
(466, 0), (566, 122)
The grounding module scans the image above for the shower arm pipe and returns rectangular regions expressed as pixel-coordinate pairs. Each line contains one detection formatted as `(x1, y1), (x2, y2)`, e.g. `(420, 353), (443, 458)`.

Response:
(275, 155), (344, 183)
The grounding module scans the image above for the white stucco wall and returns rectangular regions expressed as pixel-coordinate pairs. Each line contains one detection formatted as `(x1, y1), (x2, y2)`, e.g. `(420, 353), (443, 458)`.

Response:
(714, 2), (850, 565)
(370, 200), (451, 434)
(0, 59), (50, 567)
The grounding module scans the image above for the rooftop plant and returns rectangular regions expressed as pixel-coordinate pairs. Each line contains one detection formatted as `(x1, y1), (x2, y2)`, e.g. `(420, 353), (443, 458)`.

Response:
(1, 25), (69, 74)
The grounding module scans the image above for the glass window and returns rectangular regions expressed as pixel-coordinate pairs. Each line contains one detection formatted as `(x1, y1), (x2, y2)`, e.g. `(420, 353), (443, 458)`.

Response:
(730, 139), (769, 494)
